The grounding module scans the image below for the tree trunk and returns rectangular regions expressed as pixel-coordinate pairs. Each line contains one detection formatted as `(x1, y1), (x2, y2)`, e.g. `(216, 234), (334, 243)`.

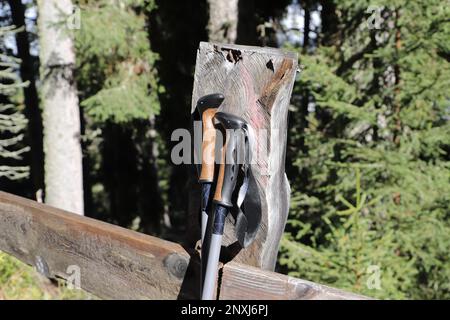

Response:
(320, 0), (339, 46)
(303, 3), (311, 50)
(236, 0), (258, 45)
(37, 0), (84, 215)
(131, 118), (165, 236)
(299, 2), (311, 163)
(8, 0), (45, 198)
(393, 8), (402, 145)
(207, 0), (238, 43)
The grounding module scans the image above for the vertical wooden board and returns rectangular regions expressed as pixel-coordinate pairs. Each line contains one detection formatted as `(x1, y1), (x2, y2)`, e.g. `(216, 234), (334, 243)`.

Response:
(189, 42), (298, 270)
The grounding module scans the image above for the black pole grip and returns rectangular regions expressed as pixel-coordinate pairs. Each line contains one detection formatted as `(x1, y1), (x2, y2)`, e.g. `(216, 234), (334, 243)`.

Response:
(196, 93), (225, 114)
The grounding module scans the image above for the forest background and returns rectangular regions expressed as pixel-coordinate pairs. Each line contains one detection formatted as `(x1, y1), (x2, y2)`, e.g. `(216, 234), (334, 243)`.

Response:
(0, 0), (449, 299)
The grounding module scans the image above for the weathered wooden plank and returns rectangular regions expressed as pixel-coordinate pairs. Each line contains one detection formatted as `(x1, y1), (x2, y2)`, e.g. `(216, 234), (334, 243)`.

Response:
(189, 42), (298, 270)
(0, 191), (198, 300)
(220, 262), (370, 300)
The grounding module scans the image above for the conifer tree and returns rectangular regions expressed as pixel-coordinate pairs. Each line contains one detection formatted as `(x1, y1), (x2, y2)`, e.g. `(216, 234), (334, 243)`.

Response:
(7, 0), (44, 196)
(73, 0), (164, 233)
(0, 26), (29, 182)
(281, 0), (450, 299)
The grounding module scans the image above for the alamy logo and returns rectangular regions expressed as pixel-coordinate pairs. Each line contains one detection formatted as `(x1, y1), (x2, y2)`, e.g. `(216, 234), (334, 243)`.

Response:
(366, 264), (382, 290)
(366, 6), (382, 30)
(66, 264), (81, 290)
(66, 5), (81, 30)
(170, 122), (271, 175)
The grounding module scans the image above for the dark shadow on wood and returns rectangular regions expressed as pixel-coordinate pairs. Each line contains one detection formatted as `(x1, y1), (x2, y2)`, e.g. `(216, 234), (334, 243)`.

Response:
(222, 241), (242, 263)
(177, 246), (201, 300)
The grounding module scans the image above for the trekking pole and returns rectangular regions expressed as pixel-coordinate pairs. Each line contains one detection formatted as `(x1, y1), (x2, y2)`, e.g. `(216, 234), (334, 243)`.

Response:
(195, 94), (224, 243)
(202, 112), (250, 300)
(195, 94), (224, 298)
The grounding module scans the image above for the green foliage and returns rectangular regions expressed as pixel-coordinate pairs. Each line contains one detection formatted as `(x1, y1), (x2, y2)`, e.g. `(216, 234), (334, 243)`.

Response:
(0, 26), (29, 181)
(281, 0), (450, 299)
(72, 0), (167, 235)
(0, 252), (92, 299)
(74, 0), (161, 123)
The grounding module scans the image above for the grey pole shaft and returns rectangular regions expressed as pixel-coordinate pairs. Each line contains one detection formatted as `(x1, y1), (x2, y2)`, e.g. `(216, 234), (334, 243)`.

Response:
(200, 183), (213, 298)
(202, 205), (228, 300)
(201, 233), (223, 300)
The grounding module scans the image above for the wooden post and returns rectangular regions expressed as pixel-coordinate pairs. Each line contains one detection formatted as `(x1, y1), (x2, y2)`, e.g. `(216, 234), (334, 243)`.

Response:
(189, 42), (298, 270)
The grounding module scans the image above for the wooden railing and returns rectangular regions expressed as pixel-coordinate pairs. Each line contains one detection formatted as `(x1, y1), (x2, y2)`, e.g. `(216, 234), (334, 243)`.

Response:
(0, 191), (369, 300)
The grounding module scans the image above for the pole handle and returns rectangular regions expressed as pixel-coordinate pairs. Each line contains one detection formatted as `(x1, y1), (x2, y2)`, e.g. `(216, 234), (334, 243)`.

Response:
(213, 112), (247, 207)
(199, 108), (217, 182)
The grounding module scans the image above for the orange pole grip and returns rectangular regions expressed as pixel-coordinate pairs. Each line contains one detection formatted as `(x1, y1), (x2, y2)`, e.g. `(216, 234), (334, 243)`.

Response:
(199, 108), (217, 183)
